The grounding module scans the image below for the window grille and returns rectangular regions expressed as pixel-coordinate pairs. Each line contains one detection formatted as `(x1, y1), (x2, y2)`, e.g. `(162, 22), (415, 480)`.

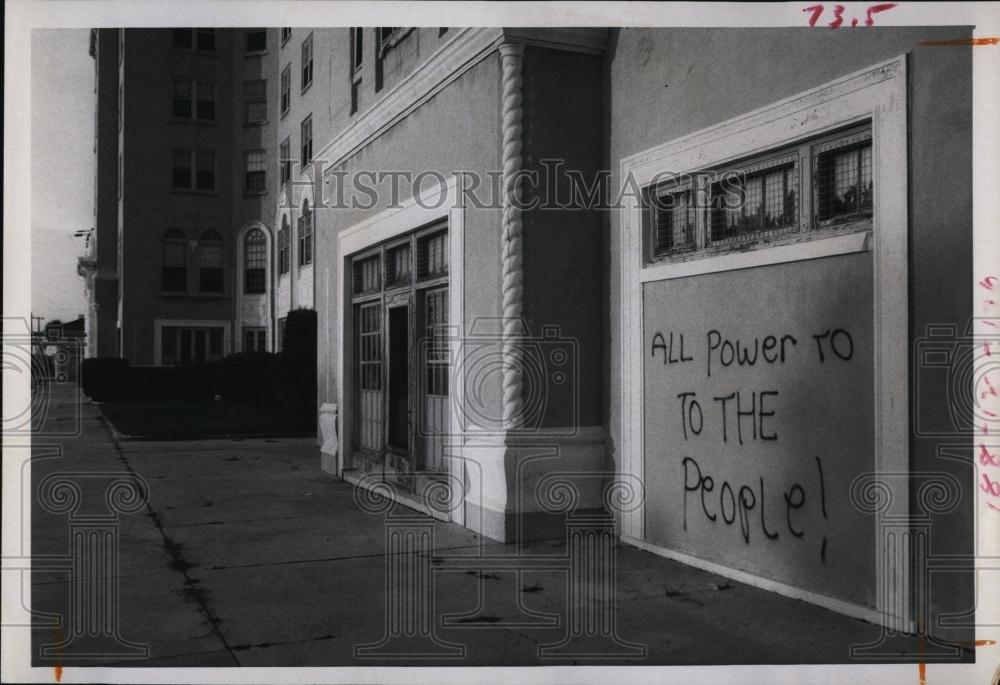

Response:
(244, 229), (267, 294)
(814, 130), (873, 226)
(417, 231), (448, 279)
(245, 149), (266, 193)
(245, 80), (267, 125)
(424, 288), (449, 396)
(385, 243), (412, 287)
(650, 184), (695, 257)
(709, 154), (799, 246)
(198, 231), (224, 293)
(353, 255), (380, 294)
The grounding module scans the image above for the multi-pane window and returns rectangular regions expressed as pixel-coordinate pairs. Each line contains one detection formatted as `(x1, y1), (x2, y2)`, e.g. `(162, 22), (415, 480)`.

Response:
(645, 125), (871, 264)
(245, 150), (266, 193)
(172, 28), (215, 52)
(244, 80), (267, 125)
(280, 65), (291, 117)
(278, 216), (290, 275)
(198, 231), (224, 294)
(650, 185), (695, 258)
(244, 229), (267, 294)
(173, 149), (215, 191)
(424, 288), (449, 396)
(417, 231), (448, 279)
(300, 115), (313, 167)
(301, 33), (313, 91)
(709, 155), (798, 245)
(161, 326), (224, 366)
(161, 229), (187, 292)
(281, 28), (292, 45)
(245, 29), (267, 54)
(298, 201), (313, 266)
(814, 130), (873, 226)
(173, 79), (215, 121)
(279, 137), (291, 185)
(357, 302), (383, 452)
(244, 327), (267, 352)
(353, 255), (380, 295)
(385, 243), (412, 287)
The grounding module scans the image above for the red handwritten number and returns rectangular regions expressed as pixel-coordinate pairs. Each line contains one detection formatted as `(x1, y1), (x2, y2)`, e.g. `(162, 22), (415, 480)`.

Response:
(866, 3), (898, 26)
(981, 276), (998, 291)
(829, 4), (845, 28)
(804, 5), (824, 27)
(980, 445), (1000, 468)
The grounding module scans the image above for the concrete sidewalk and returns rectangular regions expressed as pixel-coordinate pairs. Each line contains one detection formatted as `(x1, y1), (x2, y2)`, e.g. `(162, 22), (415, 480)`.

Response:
(26, 386), (930, 667)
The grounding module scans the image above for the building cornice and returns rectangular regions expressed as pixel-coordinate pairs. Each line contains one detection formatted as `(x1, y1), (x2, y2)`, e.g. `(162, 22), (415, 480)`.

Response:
(319, 27), (608, 174)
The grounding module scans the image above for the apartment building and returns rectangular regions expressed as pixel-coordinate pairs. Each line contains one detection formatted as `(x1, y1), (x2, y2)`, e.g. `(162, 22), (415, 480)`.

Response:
(85, 27), (279, 365)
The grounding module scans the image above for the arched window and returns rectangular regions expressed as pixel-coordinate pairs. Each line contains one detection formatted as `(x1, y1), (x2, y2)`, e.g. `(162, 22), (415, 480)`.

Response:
(198, 230), (224, 294)
(278, 215), (290, 275)
(298, 199), (313, 266)
(244, 228), (267, 294)
(162, 229), (187, 292)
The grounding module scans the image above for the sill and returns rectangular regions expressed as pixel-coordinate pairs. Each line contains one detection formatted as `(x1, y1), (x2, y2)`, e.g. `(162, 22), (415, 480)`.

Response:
(280, 108), (289, 120)
(197, 292), (226, 299)
(639, 228), (871, 283)
(298, 261), (314, 270)
(244, 190), (266, 197)
(245, 120), (268, 128)
(301, 81), (313, 96)
(244, 50), (268, 57)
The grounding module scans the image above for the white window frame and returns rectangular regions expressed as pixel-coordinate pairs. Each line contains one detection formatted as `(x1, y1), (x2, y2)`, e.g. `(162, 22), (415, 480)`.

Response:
(335, 176), (464, 522)
(618, 56), (908, 630)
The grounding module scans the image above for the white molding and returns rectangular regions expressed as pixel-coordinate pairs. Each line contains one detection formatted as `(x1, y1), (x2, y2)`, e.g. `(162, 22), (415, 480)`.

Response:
(623, 535), (884, 626)
(639, 230), (871, 282)
(335, 178), (464, 520)
(618, 55), (910, 630)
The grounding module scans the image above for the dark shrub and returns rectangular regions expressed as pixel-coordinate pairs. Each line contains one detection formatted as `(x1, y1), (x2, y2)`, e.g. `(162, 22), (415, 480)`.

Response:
(81, 357), (130, 400)
(215, 352), (281, 409)
(127, 365), (214, 401)
(273, 308), (317, 431)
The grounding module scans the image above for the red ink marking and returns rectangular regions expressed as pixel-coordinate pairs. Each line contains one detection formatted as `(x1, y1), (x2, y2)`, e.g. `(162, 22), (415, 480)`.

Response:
(984, 320), (997, 328)
(981, 472), (1000, 496)
(988, 501), (1000, 512)
(981, 276), (999, 289)
(922, 37), (1000, 47)
(918, 631), (926, 685)
(985, 411), (998, 418)
(979, 445), (1000, 467)
(985, 300), (997, 307)
(985, 342), (993, 358)
(829, 4), (845, 28)
(865, 3), (897, 26)
(53, 626), (63, 682)
(982, 375), (998, 397)
(852, 18), (859, 27)
(804, 4), (824, 27)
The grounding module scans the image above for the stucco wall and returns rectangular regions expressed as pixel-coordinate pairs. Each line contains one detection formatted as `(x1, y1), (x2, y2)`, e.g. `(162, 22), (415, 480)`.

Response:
(607, 26), (973, 637)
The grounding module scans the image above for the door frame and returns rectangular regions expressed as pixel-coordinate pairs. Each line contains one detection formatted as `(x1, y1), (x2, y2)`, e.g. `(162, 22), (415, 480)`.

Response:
(336, 177), (465, 524)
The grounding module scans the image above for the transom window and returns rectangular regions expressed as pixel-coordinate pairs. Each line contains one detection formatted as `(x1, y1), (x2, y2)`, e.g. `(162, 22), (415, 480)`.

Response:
(644, 124), (871, 264)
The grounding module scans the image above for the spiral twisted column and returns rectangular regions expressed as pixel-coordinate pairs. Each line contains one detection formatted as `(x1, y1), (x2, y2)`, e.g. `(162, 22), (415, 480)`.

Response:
(499, 42), (525, 431)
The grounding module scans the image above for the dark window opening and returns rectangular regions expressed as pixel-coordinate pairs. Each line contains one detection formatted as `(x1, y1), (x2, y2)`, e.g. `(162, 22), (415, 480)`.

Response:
(245, 29), (267, 54)
(387, 305), (409, 451)
(244, 229), (267, 294)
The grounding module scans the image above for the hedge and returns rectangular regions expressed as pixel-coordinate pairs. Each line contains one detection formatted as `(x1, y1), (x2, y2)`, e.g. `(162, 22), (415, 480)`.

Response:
(81, 357), (130, 401)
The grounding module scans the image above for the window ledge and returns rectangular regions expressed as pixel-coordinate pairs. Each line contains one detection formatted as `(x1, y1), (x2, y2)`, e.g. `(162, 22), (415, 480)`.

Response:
(245, 121), (269, 128)
(244, 50), (269, 57)
(639, 228), (871, 283)
(301, 81), (313, 96)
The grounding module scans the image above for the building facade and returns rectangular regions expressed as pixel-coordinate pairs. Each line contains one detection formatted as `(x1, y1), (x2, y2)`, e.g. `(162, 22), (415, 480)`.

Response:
(86, 26), (974, 641)
(85, 27), (280, 365)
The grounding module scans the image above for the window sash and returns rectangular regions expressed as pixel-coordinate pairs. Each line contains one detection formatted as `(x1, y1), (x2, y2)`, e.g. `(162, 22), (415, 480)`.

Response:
(301, 35), (314, 90)
(245, 29), (267, 54)
(280, 66), (291, 115)
(300, 116), (312, 167)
